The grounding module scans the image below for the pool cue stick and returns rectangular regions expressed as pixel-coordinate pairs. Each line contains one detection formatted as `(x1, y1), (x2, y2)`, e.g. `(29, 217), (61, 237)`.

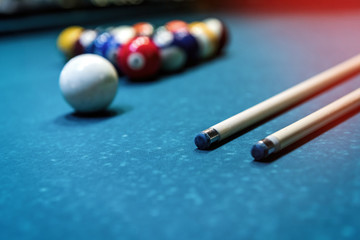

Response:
(194, 54), (360, 150)
(251, 88), (360, 160)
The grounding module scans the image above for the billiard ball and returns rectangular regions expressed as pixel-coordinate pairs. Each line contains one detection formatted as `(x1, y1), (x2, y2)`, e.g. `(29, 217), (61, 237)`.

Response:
(162, 22), (199, 64)
(93, 31), (113, 57)
(110, 26), (136, 45)
(103, 35), (124, 72)
(104, 26), (137, 71)
(133, 22), (154, 37)
(203, 18), (228, 54)
(153, 27), (188, 72)
(172, 29), (200, 64)
(57, 26), (84, 59)
(73, 29), (98, 56)
(188, 22), (218, 59)
(118, 36), (161, 80)
(165, 20), (188, 32)
(59, 54), (119, 113)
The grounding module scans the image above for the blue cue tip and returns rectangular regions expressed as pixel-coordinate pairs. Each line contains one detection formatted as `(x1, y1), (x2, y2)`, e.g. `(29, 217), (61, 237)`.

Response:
(251, 141), (269, 160)
(195, 132), (211, 150)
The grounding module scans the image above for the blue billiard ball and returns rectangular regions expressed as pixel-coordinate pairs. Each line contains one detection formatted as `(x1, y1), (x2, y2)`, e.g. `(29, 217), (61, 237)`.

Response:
(103, 35), (124, 73)
(93, 32), (113, 57)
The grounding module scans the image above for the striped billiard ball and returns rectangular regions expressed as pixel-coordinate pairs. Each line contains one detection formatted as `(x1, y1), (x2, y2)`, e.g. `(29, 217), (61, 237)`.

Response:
(188, 22), (218, 59)
(203, 18), (228, 55)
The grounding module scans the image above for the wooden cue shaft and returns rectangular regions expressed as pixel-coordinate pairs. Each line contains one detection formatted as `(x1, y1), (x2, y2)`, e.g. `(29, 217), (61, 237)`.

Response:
(213, 54), (360, 140)
(269, 88), (360, 151)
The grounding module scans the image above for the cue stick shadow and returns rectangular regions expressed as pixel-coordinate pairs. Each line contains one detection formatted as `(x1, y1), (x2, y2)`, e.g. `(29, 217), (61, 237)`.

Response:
(54, 105), (132, 126)
(195, 74), (360, 152)
(251, 106), (360, 165)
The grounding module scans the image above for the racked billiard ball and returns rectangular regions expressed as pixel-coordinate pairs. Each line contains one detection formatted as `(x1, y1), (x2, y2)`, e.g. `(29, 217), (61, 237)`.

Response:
(59, 54), (118, 113)
(172, 29), (200, 64)
(73, 29), (98, 56)
(188, 22), (218, 59)
(203, 18), (228, 55)
(57, 26), (84, 59)
(133, 22), (154, 37)
(165, 20), (188, 32)
(118, 36), (161, 80)
(110, 26), (136, 45)
(93, 32), (113, 57)
(153, 27), (186, 72)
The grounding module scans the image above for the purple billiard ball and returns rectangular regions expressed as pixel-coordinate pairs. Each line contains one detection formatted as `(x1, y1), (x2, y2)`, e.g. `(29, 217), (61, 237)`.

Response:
(153, 27), (187, 72)
(173, 29), (200, 64)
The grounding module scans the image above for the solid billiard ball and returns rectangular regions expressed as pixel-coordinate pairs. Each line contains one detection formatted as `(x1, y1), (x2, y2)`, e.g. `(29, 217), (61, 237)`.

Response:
(93, 32), (113, 57)
(118, 36), (161, 80)
(165, 20), (188, 32)
(59, 54), (118, 113)
(203, 18), (228, 54)
(103, 35), (124, 72)
(103, 35), (121, 67)
(172, 29), (200, 64)
(188, 22), (218, 59)
(133, 22), (154, 37)
(153, 27), (187, 72)
(73, 29), (98, 56)
(57, 26), (84, 59)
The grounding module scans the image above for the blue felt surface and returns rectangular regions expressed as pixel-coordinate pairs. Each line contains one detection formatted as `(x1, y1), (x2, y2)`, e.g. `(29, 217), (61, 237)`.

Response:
(0, 10), (360, 240)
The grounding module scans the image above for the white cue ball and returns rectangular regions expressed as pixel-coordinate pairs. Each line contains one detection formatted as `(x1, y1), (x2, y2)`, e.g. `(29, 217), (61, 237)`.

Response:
(59, 54), (119, 113)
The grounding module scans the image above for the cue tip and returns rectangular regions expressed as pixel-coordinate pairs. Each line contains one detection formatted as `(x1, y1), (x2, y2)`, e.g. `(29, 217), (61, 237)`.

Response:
(251, 141), (269, 160)
(251, 137), (277, 160)
(194, 128), (220, 150)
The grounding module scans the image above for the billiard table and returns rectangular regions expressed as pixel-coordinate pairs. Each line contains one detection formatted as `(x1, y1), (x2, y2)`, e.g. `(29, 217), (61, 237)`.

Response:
(1, 6), (359, 240)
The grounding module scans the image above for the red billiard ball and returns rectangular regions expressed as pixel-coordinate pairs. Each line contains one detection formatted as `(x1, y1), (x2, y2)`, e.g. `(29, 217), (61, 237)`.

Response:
(117, 36), (161, 80)
(133, 22), (154, 37)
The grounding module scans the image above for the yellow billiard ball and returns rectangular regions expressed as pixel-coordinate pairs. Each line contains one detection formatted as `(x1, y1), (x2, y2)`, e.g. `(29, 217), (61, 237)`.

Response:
(57, 26), (84, 59)
(188, 22), (218, 59)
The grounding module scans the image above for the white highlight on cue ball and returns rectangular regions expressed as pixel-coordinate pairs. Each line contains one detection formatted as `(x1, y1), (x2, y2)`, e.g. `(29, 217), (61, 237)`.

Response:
(59, 54), (119, 113)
